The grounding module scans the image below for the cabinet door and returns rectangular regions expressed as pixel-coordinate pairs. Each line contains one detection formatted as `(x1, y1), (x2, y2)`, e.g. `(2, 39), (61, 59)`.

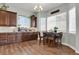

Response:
(31, 15), (37, 27)
(22, 33), (27, 41)
(16, 33), (22, 42)
(22, 33), (31, 41)
(0, 11), (9, 26)
(31, 19), (37, 27)
(0, 33), (8, 45)
(7, 33), (16, 44)
(9, 12), (17, 26)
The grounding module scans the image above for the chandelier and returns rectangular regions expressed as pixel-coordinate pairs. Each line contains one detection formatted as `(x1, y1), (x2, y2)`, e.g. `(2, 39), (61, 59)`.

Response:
(0, 3), (9, 10)
(34, 4), (43, 12)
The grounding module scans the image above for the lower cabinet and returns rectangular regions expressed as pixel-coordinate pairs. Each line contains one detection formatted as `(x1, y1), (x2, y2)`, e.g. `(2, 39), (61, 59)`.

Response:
(16, 33), (22, 43)
(7, 33), (16, 44)
(0, 33), (16, 45)
(0, 32), (38, 45)
(22, 32), (38, 42)
(0, 33), (7, 45)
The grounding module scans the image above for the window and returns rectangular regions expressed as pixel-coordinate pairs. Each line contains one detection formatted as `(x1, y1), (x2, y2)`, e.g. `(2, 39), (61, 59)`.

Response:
(17, 16), (30, 28)
(47, 12), (66, 32)
(69, 7), (76, 34)
(56, 12), (66, 32)
(47, 15), (56, 31)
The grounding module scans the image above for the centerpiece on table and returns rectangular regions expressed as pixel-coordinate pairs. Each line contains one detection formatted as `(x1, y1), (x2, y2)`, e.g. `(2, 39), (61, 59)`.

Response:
(54, 27), (58, 33)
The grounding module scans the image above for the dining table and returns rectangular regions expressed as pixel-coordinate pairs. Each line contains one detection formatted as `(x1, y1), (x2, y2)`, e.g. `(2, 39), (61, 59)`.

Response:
(43, 32), (60, 46)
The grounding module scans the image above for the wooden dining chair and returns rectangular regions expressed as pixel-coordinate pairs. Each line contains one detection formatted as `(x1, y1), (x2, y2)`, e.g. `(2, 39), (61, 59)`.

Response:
(38, 32), (48, 45)
(38, 32), (43, 45)
(55, 32), (63, 47)
(48, 36), (55, 47)
(47, 33), (56, 47)
(43, 33), (48, 45)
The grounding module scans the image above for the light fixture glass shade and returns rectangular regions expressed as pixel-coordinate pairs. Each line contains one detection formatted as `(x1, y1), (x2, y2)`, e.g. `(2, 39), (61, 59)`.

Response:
(0, 3), (9, 10)
(34, 5), (43, 12)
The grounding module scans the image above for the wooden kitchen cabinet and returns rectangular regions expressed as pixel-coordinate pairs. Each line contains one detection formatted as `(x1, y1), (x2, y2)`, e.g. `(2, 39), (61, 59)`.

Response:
(0, 32), (38, 45)
(0, 33), (17, 45)
(0, 11), (9, 26)
(22, 32), (38, 42)
(16, 33), (22, 43)
(31, 15), (37, 27)
(7, 33), (16, 44)
(9, 12), (17, 26)
(0, 10), (17, 26)
(0, 33), (8, 45)
(22, 32), (31, 41)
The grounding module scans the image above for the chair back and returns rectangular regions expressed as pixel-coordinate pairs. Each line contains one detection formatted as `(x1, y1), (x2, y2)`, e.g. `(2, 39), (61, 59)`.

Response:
(58, 32), (63, 39)
(38, 32), (43, 37)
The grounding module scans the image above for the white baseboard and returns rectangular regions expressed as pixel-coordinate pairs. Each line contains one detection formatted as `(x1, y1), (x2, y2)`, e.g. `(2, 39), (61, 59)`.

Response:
(62, 43), (79, 54)
(75, 50), (79, 54)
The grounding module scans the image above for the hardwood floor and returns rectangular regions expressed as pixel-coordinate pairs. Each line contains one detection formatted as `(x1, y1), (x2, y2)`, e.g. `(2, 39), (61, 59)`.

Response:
(0, 40), (76, 55)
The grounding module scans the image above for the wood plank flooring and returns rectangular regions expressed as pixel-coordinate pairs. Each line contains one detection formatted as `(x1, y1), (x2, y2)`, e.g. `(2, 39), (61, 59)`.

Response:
(0, 40), (76, 55)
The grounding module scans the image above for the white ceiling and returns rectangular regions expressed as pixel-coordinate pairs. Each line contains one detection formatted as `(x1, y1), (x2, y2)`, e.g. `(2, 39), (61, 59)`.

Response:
(4, 3), (62, 12)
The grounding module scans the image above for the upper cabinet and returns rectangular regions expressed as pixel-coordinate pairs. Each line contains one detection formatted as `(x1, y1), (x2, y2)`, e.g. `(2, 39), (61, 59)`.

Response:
(0, 10), (17, 26)
(31, 15), (37, 27)
(0, 11), (9, 26)
(9, 12), (17, 26)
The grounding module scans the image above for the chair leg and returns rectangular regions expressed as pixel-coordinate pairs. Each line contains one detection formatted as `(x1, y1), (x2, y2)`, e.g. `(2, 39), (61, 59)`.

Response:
(48, 39), (50, 46)
(43, 38), (47, 45)
(53, 39), (55, 47)
(57, 39), (60, 47)
(60, 39), (62, 47)
(43, 39), (45, 45)
(57, 39), (62, 47)
(39, 38), (41, 45)
(54, 39), (57, 47)
(54, 38), (62, 47)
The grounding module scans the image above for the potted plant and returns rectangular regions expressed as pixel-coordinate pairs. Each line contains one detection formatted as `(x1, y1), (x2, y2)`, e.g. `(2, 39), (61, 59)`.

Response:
(54, 27), (58, 33)
(17, 24), (21, 31)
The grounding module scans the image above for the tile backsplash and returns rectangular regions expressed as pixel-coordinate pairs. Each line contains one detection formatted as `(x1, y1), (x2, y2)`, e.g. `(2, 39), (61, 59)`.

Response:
(0, 27), (18, 32)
